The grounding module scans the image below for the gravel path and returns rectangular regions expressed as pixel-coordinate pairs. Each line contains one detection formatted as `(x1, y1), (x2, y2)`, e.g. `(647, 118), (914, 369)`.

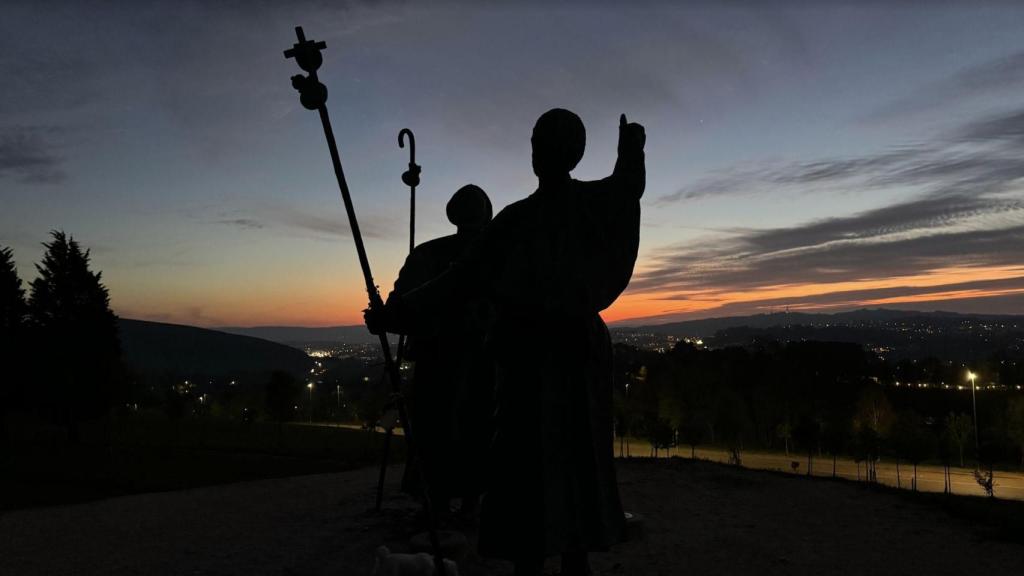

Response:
(2, 459), (1022, 575)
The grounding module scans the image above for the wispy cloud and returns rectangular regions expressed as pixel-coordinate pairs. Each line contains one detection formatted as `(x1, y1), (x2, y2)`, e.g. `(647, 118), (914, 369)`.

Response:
(866, 50), (1024, 122)
(213, 204), (396, 241)
(216, 218), (265, 230)
(630, 105), (1024, 319)
(0, 126), (65, 183)
(660, 90), (1024, 205)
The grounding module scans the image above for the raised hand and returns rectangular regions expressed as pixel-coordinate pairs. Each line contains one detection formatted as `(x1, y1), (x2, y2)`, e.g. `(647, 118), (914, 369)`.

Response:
(618, 114), (646, 159)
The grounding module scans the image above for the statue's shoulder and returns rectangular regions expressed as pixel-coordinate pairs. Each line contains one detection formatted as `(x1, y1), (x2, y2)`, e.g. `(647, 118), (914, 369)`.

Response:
(413, 233), (460, 256)
(491, 195), (538, 226)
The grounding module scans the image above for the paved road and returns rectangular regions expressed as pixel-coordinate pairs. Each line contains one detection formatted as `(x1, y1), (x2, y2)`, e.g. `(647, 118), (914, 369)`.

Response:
(617, 438), (1024, 500)
(310, 423), (1024, 500)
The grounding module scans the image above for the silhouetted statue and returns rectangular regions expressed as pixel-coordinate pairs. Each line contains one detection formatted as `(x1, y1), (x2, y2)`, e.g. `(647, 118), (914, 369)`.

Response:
(387, 184), (495, 516)
(371, 109), (645, 576)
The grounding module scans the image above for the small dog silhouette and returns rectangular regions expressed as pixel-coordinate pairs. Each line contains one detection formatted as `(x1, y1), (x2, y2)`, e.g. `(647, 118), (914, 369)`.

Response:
(371, 545), (459, 576)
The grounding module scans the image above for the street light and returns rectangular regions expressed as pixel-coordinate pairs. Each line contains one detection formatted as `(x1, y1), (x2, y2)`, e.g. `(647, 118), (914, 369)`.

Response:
(307, 382), (314, 424)
(968, 370), (979, 453)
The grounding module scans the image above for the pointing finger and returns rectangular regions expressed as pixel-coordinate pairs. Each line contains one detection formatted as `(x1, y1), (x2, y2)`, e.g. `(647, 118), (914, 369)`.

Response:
(620, 113), (627, 128)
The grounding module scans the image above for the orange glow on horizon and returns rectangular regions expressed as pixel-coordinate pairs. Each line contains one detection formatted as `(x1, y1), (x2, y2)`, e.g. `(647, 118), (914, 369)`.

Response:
(118, 264), (1024, 328)
(602, 265), (1024, 324)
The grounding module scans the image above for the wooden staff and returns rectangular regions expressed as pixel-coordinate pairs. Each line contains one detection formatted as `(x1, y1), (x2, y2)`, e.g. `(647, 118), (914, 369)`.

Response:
(283, 27), (447, 576)
(376, 128), (421, 511)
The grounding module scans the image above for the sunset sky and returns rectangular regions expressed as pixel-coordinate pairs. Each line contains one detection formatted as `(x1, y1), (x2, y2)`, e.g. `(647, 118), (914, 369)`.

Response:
(2, 1), (1023, 327)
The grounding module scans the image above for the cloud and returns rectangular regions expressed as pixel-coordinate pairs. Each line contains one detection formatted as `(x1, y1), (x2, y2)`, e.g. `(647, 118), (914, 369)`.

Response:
(615, 285), (1024, 327)
(657, 100), (1024, 202)
(214, 204), (396, 240)
(632, 204), (1024, 295)
(634, 104), (1024, 314)
(868, 49), (1024, 122)
(217, 218), (265, 230)
(957, 108), (1024, 143)
(671, 274), (1024, 308)
(0, 126), (65, 183)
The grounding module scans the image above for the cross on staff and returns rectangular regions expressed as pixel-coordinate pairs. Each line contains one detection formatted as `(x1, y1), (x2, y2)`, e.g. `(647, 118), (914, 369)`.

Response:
(283, 26), (448, 576)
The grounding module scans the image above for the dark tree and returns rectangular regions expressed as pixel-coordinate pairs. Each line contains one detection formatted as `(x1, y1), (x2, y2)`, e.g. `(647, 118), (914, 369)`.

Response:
(27, 232), (121, 437)
(793, 416), (822, 477)
(0, 247), (25, 336)
(678, 409), (707, 459)
(264, 370), (302, 422)
(944, 412), (972, 468)
(643, 416), (675, 458)
(891, 411), (934, 491)
(853, 386), (893, 482)
(776, 420), (793, 456)
(974, 439), (1000, 498)
(0, 247), (27, 435)
(1005, 397), (1024, 469)
(716, 388), (749, 461)
(821, 415), (849, 479)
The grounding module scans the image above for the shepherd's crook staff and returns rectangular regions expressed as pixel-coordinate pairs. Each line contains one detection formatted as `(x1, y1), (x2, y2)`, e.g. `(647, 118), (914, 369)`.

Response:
(399, 128), (420, 254)
(283, 27), (447, 575)
(375, 128), (420, 511)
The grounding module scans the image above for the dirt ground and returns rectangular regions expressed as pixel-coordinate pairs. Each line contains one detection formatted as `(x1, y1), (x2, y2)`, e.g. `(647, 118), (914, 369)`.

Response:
(2, 458), (1023, 575)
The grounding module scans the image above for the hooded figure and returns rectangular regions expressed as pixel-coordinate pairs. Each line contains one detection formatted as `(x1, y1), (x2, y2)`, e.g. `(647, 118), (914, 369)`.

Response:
(385, 184), (494, 514)
(373, 109), (645, 576)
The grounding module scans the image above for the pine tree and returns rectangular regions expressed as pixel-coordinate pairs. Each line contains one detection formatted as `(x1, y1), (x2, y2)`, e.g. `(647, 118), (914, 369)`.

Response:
(0, 247), (25, 335)
(1, 246), (27, 422)
(28, 231), (121, 434)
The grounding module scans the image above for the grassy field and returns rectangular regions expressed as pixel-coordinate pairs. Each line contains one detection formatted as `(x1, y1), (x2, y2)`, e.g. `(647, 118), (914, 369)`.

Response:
(0, 415), (404, 511)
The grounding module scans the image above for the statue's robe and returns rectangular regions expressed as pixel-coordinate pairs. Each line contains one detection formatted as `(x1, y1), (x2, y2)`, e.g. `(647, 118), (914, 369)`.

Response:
(387, 232), (494, 504)
(401, 150), (644, 560)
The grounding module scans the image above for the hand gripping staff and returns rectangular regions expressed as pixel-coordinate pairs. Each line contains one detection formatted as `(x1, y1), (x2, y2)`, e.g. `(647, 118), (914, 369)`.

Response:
(283, 27), (447, 576)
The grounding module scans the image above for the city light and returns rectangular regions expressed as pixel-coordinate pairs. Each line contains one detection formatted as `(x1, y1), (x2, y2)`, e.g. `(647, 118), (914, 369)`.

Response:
(968, 370), (979, 452)
(307, 383), (314, 424)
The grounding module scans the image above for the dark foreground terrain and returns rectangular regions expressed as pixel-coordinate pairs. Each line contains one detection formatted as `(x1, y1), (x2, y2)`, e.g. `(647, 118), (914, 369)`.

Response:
(2, 458), (1023, 575)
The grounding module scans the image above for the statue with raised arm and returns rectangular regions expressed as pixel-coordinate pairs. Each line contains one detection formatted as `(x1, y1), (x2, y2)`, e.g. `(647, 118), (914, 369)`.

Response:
(369, 108), (645, 576)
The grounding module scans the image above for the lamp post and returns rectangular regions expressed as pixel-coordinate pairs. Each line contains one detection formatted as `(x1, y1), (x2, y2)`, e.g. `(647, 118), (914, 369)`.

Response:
(968, 370), (979, 453)
(307, 382), (314, 424)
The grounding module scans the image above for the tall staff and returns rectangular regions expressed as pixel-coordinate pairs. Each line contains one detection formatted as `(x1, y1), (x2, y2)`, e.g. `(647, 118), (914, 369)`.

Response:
(395, 128), (420, 365)
(283, 27), (447, 576)
(376, 129), (420, 510)
(399, 128), (420, 254)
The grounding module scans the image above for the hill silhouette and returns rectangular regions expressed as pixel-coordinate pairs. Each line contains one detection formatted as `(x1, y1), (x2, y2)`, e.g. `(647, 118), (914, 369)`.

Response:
(119, 319), (312, 382)
(215, 325), (377, 346)
(621, 308), (1022, 336)
(615, 308), (1024, 361)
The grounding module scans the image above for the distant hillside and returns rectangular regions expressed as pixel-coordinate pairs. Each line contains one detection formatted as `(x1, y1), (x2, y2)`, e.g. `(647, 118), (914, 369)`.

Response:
(216, 325), (377, 346)
(119, 319), (312, 381)
(612, 308), (1024, 361)
(623, 308), (1023, 337)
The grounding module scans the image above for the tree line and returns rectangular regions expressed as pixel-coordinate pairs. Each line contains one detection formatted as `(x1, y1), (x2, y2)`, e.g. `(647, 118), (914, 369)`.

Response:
(613, 340), (1024, 493)
(1, 232), (384, 439)
(1, 232), (121, 442)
